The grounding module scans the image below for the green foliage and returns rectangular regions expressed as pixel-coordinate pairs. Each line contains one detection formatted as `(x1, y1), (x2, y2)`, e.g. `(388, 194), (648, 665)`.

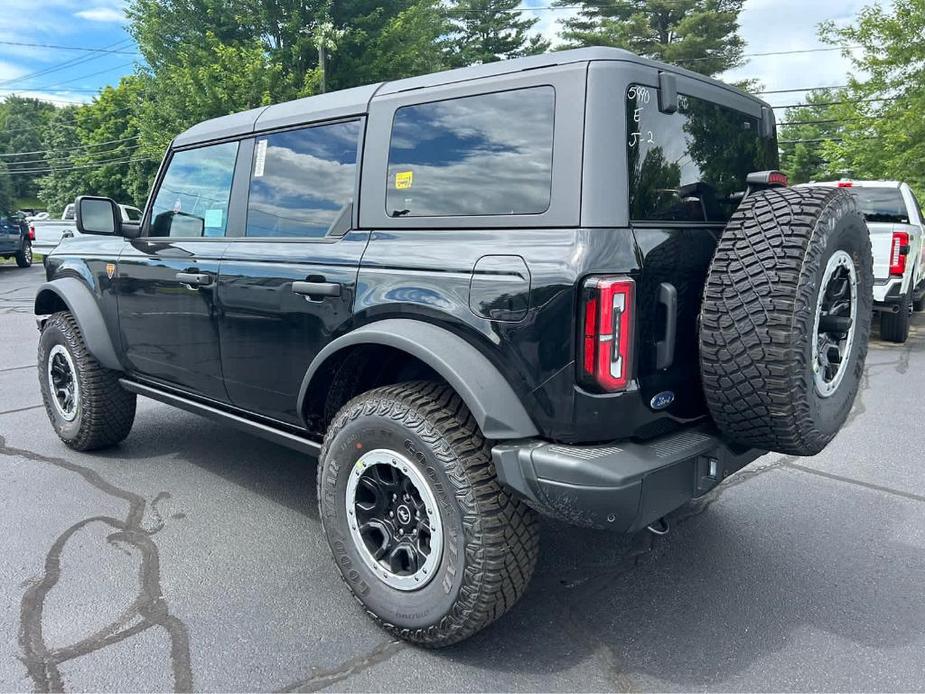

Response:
(446, 0), (550, 67)
(0, 96), (56, 199)
(814, 0), (925, 197)
(777, 89), (851, 184)
(555, 0), (745, 76)
(0, 161), (14, 213)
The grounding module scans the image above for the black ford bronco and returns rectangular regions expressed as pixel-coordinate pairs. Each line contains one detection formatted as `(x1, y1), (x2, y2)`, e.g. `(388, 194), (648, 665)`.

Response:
(35, 48), (873, 646)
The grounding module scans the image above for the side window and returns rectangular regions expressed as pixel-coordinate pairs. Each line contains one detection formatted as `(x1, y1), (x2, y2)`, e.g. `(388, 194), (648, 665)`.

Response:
(149, 141), (238, 238)
(246, 120), (360, 238)
(386, 87), (555, 217)
(125, 207), (142, 222)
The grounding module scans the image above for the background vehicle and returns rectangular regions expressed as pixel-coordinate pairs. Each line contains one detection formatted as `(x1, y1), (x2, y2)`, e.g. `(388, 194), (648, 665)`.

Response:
(34, 47), (872, 647)
(0, 208), (33, 268)
(803, 180), (924, 342)
(31, 202), (143, 255)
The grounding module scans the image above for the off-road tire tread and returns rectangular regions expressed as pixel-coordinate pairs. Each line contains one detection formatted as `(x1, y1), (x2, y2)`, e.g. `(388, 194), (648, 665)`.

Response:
(318, 380), (539, 648)
(39, 311), (136, 450)
(700, 187), (871, 455)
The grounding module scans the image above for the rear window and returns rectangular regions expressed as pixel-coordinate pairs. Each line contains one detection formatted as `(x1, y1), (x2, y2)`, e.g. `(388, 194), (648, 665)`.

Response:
(626, 85), (778, 223)
(846, 187), (909, 224)
(386, 86), (555, 218)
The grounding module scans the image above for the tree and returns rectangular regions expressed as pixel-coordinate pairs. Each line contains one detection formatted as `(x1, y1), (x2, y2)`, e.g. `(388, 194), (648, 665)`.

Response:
(446, 0), (550, 68)
(0, 96), (56, 203)
(819, 0), (925, 195)
(0, 161), (13, 213)
(36, 108), (83, 216)
(777, 89), (853, 184)
(555, 0), (745, 76)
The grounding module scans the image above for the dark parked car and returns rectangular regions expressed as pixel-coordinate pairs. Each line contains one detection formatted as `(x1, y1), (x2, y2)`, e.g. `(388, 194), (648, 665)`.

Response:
(0, 209), (32, 267)
(34, 47), (872, 646)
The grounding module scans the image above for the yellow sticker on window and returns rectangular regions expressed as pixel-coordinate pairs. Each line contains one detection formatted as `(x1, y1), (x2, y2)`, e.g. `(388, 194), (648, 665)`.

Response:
(395, 171), (413, 190)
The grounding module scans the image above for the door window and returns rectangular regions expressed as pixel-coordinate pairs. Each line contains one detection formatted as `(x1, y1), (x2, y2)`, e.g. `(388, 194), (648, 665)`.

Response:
(149, 141), (239, 238)
(246, 120), (360, 238)
(385, 87), (555, 218)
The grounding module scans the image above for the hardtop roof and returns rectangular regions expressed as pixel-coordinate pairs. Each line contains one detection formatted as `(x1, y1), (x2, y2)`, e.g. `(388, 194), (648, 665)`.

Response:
(173, 46), (772, 148)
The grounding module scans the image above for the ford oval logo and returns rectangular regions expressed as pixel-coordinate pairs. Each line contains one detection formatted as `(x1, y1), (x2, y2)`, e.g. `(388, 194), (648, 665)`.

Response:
(650, 391), (675, 410)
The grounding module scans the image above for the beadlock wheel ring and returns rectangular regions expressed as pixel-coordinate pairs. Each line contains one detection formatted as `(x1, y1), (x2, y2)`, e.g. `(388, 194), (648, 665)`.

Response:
(811, 250), (858, 398)
(344, 449), (444, 591)
(47, 344), (79, 421)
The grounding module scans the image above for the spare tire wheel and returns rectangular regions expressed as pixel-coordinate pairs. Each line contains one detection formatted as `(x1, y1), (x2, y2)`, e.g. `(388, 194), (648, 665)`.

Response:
(700, 187), (873, 456)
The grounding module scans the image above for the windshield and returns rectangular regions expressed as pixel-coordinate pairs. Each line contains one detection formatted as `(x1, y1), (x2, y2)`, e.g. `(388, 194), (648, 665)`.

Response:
(626, 85), (778, 223)
(847, 187), (909, 224)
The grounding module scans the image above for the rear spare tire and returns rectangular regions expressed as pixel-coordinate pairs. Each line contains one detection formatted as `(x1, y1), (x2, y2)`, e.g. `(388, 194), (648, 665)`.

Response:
(700, 187), (873, 456)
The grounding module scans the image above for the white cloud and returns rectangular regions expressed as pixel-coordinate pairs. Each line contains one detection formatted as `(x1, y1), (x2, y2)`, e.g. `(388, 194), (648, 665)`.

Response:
(75, 6), (126, 23)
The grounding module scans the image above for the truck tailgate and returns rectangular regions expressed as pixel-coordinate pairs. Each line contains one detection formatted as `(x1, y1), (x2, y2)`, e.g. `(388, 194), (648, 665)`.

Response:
(868, 221), (916, 281)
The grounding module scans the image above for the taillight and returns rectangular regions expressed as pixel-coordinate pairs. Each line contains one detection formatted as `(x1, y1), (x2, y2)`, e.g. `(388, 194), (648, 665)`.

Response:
(579, 276), (635, 392)
(837, 180), (853, 188)
(28, 224), (35, 241)
(890, 231), (909, 276)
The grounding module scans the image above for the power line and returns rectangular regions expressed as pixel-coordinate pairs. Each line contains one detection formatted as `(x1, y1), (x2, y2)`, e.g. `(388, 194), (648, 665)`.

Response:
(0, 136), (142, 161)
(2, 154), (160, 176)
(755, 85), (849, 95)
(772, 96), (897, 109)
(0, 62), (137, 93)
(0, 39), (134, 88)
(0, 40), (138, 55)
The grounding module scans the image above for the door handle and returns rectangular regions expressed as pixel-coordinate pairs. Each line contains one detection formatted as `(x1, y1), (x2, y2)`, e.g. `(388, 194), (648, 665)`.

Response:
(656, 282), (677, 370)
(292, 280), (342, 298)
(176, 271), (213, 288)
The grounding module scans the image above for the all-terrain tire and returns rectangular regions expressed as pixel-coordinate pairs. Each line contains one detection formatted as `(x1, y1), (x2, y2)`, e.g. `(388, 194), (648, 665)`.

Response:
(700, 187), (873, 456)
(15, 241), (32, 268)
(38, 312), (136, 451)
(881, 287), (913, 343)
(317, 381), (539, 647)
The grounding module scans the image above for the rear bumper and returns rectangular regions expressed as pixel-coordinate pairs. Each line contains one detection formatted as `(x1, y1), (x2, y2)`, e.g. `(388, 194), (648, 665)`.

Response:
(873, 277), (907, 306)
(492, 425), (764, 532)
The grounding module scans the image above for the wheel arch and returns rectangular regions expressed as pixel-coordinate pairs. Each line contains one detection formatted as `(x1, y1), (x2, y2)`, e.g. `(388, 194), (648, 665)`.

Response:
(34, 278), (121, 371)
(298, 319), (539, 440)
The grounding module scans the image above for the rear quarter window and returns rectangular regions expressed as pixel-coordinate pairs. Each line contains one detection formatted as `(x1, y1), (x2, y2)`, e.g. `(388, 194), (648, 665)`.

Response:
(385, 86), (555, 218)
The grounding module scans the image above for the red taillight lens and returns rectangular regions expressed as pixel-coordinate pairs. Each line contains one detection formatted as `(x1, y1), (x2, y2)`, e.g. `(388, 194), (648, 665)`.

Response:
(837, 180), (853, 188)
(28, 224), (35, 241)
(890, 231), (909, 276)
(579, 276), (635, 392)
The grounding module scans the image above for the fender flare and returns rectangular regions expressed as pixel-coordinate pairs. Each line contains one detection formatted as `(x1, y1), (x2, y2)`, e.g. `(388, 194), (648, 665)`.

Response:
(34, 278), (122, 371)
(298, 319), (539, 440)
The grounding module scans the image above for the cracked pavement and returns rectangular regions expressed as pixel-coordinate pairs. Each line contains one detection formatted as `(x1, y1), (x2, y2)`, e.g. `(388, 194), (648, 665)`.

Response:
(2, 262), (925, 692)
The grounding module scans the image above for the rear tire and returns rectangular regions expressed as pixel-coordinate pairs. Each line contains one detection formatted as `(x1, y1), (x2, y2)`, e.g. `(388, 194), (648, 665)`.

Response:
(700, 187), (873, 456)
(15, 242), (32, 268)
(880, 286), (912, 343)
(317, 381), (539, 647)
(38, 312), (136, 451)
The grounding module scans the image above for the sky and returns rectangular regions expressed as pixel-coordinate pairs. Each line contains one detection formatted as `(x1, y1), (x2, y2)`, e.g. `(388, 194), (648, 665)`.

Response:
(0, 0), (888, 113)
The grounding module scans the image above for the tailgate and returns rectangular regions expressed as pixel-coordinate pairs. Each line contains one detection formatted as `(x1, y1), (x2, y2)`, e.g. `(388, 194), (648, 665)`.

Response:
(868, 222), (915, 281)
(632, 225), (720, 420)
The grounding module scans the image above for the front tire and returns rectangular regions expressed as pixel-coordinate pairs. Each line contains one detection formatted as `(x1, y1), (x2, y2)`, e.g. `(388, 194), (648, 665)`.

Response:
(15, 241), (32, 268)
(38, 312), (136, 451)
(318, 381), (539, 647)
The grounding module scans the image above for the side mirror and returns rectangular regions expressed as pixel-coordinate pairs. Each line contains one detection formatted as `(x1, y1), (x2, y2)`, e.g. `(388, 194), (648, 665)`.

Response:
(75, 196), (122, 236)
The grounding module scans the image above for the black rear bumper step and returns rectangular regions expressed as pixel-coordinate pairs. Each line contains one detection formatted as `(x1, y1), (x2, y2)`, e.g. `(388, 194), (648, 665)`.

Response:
(492, 425), (764, 532)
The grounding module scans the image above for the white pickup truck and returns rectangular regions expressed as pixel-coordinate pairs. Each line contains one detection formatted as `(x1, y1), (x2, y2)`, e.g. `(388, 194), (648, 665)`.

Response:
(30, 202), (143, 255)
(802, 180), (925, 343)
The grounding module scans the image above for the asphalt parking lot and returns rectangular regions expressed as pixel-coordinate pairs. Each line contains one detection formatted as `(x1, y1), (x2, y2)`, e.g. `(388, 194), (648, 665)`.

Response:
(1, 261), (924, 692)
